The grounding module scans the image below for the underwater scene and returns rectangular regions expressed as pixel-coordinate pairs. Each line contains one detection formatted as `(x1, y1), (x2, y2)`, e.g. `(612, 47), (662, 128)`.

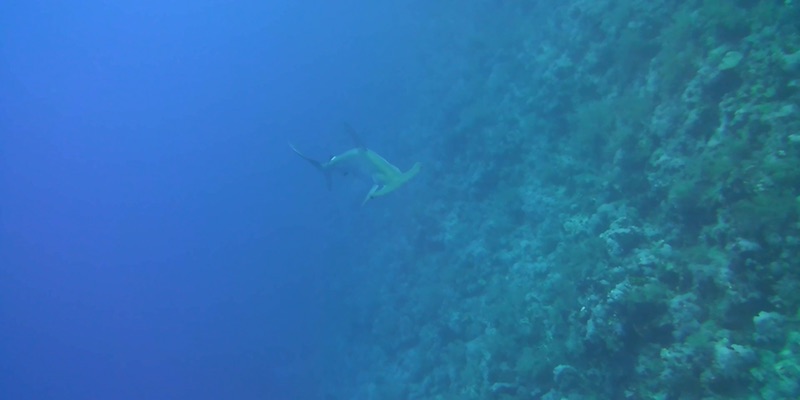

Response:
(2, 0), (799, 399)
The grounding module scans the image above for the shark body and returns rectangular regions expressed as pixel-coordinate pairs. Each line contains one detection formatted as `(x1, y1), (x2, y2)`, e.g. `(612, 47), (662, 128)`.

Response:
(289, 131), (421, 205)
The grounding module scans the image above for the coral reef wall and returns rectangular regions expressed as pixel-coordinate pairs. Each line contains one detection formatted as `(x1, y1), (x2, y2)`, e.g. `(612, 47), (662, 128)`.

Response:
(328, 1), (800, 399)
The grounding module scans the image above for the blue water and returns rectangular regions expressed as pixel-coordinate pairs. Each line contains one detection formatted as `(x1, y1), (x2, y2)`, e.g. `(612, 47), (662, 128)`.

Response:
(1, 1), (425, 398)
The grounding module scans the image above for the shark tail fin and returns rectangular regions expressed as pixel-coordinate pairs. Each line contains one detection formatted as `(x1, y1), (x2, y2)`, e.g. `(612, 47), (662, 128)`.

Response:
(289, 143), (332, 190)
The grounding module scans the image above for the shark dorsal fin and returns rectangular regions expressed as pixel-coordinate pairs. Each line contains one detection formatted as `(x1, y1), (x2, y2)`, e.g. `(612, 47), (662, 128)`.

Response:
(343, 123), (367, 150)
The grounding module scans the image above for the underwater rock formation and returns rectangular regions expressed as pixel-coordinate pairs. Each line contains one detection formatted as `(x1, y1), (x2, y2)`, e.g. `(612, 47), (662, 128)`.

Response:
(328, 1), (800, 399)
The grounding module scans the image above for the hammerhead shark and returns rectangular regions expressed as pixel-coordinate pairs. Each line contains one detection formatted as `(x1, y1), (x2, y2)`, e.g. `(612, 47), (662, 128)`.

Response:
(289, 126), (421, 205)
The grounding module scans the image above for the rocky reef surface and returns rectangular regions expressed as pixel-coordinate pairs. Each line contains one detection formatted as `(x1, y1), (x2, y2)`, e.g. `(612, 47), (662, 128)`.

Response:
(326, 1), (800, 399)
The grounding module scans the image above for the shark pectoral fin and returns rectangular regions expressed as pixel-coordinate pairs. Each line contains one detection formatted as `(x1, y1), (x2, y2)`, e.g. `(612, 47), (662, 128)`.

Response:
(362, 184), (380, 206)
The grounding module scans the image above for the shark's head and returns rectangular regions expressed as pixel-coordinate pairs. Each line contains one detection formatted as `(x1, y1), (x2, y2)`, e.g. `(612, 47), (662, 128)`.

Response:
(362, 162), (422, 205)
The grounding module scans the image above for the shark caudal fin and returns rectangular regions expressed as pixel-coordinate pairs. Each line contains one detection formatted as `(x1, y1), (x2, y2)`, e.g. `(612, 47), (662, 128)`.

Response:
(289, 143), (332, 190)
